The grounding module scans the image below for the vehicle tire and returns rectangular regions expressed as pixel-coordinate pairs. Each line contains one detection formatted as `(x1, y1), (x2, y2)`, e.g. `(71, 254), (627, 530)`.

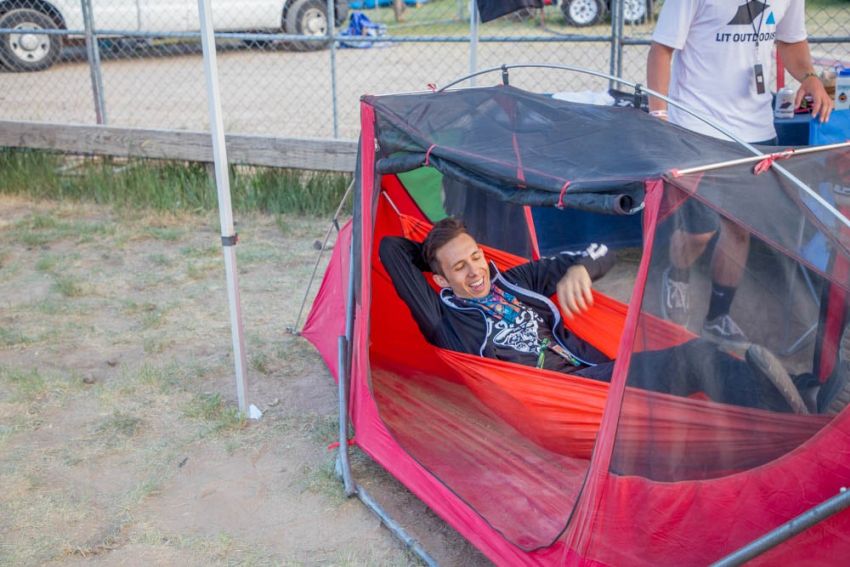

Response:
(284, 0), (330, 52)
(561, 0), (605, 27)
(621, 0), (649, 25)
(0, 8), (62, 72)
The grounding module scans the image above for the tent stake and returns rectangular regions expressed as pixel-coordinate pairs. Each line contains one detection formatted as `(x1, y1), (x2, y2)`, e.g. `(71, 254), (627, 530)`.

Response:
(711, 487), (850, 567)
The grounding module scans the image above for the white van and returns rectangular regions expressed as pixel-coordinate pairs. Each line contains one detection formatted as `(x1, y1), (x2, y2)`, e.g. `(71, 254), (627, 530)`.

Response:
(0, 0), (349, 71)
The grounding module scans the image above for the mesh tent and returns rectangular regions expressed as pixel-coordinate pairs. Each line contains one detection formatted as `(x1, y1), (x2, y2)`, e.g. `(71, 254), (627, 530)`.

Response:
(303, 84), (850, 565)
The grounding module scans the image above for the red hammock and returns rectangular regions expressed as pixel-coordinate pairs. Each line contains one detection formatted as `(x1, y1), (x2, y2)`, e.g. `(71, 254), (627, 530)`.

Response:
(386, 212), (830, 476)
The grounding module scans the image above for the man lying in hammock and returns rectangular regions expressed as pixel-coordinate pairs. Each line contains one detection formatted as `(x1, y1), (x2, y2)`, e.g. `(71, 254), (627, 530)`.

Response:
(379, 217), (843, 415)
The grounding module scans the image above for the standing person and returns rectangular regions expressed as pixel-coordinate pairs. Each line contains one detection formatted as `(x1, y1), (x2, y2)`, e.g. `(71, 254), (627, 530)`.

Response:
(646, 0), (833, 345)
(393, 0), (406, 22)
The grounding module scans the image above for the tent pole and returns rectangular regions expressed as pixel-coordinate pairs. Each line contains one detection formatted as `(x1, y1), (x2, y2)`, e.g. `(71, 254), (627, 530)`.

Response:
(355, 486), (440, 567)
(288, 179), (354, 335)
(711, 487), (850, 567)
(673, 141), (850, 176)
(197, 0), (249, 414)
(336, 240), (357, 495)
(333, 191), (437, 566)
(468, 0), (479, 86)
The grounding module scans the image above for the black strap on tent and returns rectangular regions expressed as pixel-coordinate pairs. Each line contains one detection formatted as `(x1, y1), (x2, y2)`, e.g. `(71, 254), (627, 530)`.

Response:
(221, 234), (238, 247)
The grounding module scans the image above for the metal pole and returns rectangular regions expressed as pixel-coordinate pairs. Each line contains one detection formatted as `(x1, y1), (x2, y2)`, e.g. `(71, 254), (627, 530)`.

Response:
(674, 141), (850, 176)
(328, 0), (339, 138)
(469, 0), (479, 86)
(356, 486), (440, 567)
(81, 0), (107, 124)
(608, 0), (621, 90)
(197, 0), (249, 414)
(615, 0), (625, 78)
(712, 488), (850, 567)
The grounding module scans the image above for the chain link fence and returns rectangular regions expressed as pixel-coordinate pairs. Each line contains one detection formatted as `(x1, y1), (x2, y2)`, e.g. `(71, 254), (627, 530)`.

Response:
(0, 0), (848, 141)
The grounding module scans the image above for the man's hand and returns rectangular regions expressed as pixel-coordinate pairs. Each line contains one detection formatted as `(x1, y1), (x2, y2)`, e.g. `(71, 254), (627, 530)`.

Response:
(796, 74), (834, 123)
(557, 265), (594, 319)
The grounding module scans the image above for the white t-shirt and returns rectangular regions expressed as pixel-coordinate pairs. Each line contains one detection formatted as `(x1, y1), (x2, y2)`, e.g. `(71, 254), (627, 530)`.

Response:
(652, 0), (807, 143)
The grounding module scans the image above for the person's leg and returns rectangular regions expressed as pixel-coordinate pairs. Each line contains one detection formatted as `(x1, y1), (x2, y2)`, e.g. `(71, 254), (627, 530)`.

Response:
(626, 340), (764, 407)
(662, 200), (719, 325)
(573, 361), (615, 382)
(702, 218), (751, 345)
(700, 137), (777, 342)
(670, 229), (714, 271)
(393, 0), (406, 22)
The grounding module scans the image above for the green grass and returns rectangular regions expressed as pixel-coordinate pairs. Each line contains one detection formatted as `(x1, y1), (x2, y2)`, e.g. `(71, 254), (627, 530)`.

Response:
(0, 327), (30, 347)
(52, 275), (84, 298)
(0, 149), (351, 217)
(1, 367), (48, 403)
(184, 392), (246, 433)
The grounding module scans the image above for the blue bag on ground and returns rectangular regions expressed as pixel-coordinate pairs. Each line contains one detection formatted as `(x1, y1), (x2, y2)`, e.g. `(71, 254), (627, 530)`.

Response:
(339, 12), (388, 49)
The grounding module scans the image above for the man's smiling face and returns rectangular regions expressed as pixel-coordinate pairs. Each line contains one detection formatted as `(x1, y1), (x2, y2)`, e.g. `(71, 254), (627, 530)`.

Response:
(432, 233), (491, 299)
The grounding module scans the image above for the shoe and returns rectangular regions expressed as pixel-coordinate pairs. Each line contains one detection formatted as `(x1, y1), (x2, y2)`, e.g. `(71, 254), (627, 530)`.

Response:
(660, 267), (689, 325)
(702, 314), (749, 346)
(746, 344), (809, 415)
(818, 324), (850, 415)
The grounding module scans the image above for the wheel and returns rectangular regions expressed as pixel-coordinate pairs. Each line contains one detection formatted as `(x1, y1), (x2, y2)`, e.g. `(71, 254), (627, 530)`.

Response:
(621, 0), (649, 25)
(284, 0), (330, 52)
(0, 8), (62, 72)
(561, 0), (605, 27)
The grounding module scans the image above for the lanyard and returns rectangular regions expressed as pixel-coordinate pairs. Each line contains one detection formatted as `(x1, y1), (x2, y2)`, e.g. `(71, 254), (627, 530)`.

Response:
(746, 0), (765, 53)
(464, 285), (523, 324)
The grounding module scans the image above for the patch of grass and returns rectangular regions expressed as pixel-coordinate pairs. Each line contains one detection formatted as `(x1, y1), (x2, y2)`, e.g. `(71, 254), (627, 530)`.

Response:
(12, 213), (114, 247)
(34, 299), (70, 315)
(140, 307), (166, 330)
(241, 169), (351, 216)
(142, 336), (172, 355)
(180, 245), (219, 258)
(298, 459), (346, 505)
(1, 367), (48, 402)
(250, 351), (271, 375)
(0, 150), (351, 216)
(185, 261), (216, 280)
(300, 413), (339, 446)
(134, 363), (182, 393)
(52, 275), (84, 297)
(147, 253), (173, 266)
(0, 326), (30, 347)
(35, 254), (59, 272)
(145, 226), (183, 241)
(237, 245), (281, 264)
(184, 393), (246, 434)
(96, 411), (144, 443)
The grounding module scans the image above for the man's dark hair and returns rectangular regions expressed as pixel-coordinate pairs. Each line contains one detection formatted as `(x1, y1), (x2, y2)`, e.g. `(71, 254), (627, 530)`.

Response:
(422, 217), (470, 276)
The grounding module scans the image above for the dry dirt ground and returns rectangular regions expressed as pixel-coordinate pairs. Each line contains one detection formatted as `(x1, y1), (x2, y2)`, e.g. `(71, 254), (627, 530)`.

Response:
(0, 195), (490, 566)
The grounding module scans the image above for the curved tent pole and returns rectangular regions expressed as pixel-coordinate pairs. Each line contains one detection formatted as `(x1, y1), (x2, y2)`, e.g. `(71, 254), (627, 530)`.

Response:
(288, 179), (354, 335)
(437, 63), (850, 231)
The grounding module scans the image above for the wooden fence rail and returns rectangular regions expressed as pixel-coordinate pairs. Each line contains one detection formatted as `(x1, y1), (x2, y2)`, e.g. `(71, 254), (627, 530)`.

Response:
(0, 121), (358, 172)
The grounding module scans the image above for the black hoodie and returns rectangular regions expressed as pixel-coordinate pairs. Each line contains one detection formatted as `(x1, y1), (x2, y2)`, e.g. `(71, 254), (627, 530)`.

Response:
(378, 236), (616, 369)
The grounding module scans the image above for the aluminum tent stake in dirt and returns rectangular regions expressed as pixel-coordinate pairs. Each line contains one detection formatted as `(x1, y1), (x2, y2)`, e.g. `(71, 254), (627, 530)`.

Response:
(304, 66), (850, 565)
